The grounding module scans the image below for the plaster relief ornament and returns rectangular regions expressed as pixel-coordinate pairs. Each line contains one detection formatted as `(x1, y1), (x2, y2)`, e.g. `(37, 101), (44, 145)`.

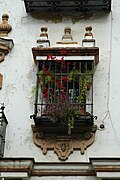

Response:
(0, 14), (12, 37)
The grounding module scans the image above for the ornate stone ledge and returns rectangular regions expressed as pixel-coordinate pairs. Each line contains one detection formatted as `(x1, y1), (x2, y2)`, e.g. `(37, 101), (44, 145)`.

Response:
(32, 124), (97, 161)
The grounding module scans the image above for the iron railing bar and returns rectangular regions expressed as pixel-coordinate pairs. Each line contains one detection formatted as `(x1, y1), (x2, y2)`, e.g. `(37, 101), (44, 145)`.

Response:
(34, 62), (39, 116)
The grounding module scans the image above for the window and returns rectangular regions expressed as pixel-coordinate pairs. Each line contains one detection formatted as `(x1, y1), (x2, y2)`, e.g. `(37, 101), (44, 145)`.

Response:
(31, 46), (99, 159)
(33, 55), (95, 134)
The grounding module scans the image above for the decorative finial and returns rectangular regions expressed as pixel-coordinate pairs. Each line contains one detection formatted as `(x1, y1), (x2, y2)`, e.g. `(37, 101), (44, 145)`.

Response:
(55, 27), (79, 47)
(84, 26), (93, 38)
(82, 26), (95, 47)
(40, 27), (48, 39)
(0, 14), (12, 37)
(62, 27), (73, 41)
(37, 26), (50, 47)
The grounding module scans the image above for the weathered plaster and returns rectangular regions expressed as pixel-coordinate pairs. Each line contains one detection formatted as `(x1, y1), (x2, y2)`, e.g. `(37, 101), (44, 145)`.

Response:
(30, 12), (94, 24)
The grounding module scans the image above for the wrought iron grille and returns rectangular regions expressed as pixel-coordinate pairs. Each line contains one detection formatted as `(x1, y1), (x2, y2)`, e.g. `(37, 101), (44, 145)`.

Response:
(23, 0), (111, 13)
(0, 105), (8, 157)
(34, 59), (94, 125)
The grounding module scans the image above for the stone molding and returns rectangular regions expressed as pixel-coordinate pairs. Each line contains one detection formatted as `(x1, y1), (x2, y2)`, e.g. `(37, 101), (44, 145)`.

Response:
(1, 158), (120, 177)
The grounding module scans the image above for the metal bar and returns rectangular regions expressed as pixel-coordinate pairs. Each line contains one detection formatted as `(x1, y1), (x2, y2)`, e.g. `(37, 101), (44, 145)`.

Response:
(34, 62), (39, 116)
(0, 106), (8, 157)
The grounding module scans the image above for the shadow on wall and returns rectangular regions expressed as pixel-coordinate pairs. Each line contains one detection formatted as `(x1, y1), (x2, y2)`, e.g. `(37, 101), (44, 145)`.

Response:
(29, 12), (110, 24)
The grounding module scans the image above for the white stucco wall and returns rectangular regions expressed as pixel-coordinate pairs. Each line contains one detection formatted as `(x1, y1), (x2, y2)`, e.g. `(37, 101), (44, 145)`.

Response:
(0, 0), (120, 163)
(30, 176), (96, 180)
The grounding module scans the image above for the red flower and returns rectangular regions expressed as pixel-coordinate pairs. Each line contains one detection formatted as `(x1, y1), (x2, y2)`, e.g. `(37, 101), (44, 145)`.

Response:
(50, 88), (53, 92)
(46, 55), (52, 60)
(37, 77), (40, 84)
(45, 70), (51, 76)
(56, 80), (62, 88)
(60, 49), (67, 55)
(60, 86), (66, 91)
(43, 92), (48, 98)
(73, 62), (76, 67)
(46, 55), (56, 60)
(62, 66), (66, 70)
(51, 56), (56, 60)
(62, 76), (68, 82)
(43, 87), (48, 93)
(61, 91), (67, 97)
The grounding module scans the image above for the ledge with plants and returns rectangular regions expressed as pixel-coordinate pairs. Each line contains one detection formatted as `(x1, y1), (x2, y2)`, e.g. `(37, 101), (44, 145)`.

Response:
(32, 56), (97, 135)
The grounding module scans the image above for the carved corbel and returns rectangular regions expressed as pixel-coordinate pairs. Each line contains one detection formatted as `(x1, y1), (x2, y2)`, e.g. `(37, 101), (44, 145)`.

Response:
(0, 52), (5, 62)
(32, 125), (97, 161)
(0, 37), (14, 62)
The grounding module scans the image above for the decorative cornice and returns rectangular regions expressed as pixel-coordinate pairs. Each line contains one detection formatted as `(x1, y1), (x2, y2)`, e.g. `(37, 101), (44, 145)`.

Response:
(91, 158), (120, 172)
(0, 158), (34, 176)
(1, 158), (120, 177)
(32, 47), (99, 65)
(0, 14), (12, 37)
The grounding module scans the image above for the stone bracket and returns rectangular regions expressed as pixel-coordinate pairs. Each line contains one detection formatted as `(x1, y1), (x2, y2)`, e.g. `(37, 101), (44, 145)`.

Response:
(0, 37), (14, 90)
(0, 52), (5, 62)
(0, 37), (14, 63)
(32, 129), (96, 160)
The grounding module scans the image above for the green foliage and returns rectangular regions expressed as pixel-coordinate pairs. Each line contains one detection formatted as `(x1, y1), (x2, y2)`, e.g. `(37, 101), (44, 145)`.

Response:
(38, 69), (52, 85)
(68, 68), (79, 81)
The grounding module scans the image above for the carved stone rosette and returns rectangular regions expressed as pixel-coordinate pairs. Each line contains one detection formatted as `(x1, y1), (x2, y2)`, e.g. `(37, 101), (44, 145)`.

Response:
(32, 125), (96, 161)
